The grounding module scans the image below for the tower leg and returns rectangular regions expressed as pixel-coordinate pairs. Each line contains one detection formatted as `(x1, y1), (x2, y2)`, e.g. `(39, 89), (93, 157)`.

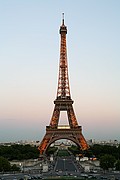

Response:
(76, 132), (89, 150)
(49, 106), (60, 128)
(38, 133), (51, 155)
(67, 105), (78, 127)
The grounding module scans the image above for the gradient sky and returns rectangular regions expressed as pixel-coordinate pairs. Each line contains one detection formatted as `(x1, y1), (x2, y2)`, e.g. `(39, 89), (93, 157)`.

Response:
(0, 0), (120, 142)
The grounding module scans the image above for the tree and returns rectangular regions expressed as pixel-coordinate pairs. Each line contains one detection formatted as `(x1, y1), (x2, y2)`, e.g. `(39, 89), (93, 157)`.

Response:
(115, 160), (120, 171)
(100, 154), (116, 171)
(47, 147), (58, 156)
(91, 144), (119, 159)
(11, 164), (20, 171)
(0, 144), (39, 160)
(68, 145), (81, 155)
(0, 156), (11, 172)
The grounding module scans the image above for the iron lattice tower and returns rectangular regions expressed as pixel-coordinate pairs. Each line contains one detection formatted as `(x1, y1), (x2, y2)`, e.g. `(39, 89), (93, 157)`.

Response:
(38, 14), (89, 155)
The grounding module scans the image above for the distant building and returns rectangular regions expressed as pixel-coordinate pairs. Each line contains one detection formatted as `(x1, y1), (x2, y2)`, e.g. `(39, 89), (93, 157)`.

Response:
(87, 139), (120, 147)
(0, 139), (119, 147)
(54, 142), (72, 150)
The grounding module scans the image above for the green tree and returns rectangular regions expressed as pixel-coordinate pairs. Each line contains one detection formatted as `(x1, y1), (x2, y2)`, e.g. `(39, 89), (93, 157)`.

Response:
(0, 144), (39, 160)
(100, 154), (116, 171)
(11, 164), (20, 171)
(68, 145), (81, 155)
(118, 145), (120, 159)
(91, 144), (119, 159)
(47, 147), (58, 156)
(115, 160), (120, 170)
(0, 156), (11, 172)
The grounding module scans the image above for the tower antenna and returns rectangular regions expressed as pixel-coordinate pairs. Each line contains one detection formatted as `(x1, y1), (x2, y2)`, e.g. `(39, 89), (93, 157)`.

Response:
(62, 12), (64, 25)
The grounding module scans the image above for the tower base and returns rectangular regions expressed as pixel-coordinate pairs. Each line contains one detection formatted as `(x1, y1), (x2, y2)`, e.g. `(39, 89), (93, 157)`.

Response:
(38, 126), (89, 155)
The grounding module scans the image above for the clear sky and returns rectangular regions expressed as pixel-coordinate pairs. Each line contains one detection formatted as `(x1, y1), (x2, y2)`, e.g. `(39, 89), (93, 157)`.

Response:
(0, 0), (120, 142)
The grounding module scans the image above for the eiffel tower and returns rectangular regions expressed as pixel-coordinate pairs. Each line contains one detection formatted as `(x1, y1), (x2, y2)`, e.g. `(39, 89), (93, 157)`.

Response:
(38, 14), (89, 155)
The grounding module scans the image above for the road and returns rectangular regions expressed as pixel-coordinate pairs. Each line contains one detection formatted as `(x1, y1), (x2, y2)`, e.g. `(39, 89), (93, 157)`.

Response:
(1, 170), (120, 179)
(55, 157), (78, 172)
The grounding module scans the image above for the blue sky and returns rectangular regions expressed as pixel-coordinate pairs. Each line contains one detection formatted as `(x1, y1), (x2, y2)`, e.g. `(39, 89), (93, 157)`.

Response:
(0, 0), (120, 142)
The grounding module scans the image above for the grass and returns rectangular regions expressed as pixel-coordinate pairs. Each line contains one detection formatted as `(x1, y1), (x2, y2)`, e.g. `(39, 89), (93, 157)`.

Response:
(57, 150), (70, 157)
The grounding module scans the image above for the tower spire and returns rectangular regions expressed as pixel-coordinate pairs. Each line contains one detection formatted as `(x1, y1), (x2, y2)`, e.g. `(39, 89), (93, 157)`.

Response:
(62, 12), (64, 25)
